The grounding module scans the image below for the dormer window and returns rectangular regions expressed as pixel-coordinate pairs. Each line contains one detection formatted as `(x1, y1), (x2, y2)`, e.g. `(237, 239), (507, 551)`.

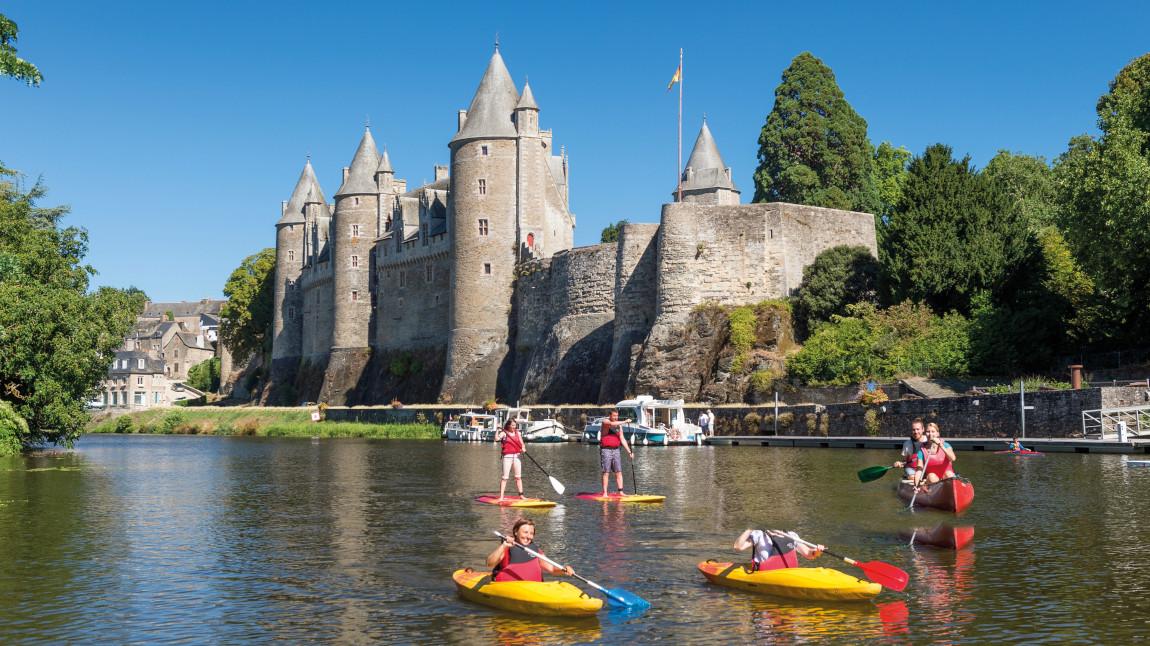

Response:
(137, 358), (145, 369)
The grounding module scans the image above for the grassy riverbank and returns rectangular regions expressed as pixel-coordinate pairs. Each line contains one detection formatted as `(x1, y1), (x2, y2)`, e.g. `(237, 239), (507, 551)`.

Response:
(86, 408), (440, 439)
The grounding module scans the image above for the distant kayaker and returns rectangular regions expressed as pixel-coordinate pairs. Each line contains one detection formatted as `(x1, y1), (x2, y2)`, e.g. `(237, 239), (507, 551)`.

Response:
(487, 518), (574, 582)
(734, 529), (824, 571)
(599, 410), (635, 496)
(1006, 437), (1028, 452)
(495, 419), (526, 501)
(893, 418), (926, 480)
(913, 422), (957, 487)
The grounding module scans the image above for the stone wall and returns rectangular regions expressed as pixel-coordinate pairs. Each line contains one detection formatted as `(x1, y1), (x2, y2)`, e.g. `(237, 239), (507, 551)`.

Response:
(601, 224), (659, 402)
(375, 243), (451, 351)
(776, 202), (877, 296)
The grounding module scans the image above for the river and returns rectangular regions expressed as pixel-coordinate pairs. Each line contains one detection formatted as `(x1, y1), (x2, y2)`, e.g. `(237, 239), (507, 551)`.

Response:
(2, 435), (1148, 643)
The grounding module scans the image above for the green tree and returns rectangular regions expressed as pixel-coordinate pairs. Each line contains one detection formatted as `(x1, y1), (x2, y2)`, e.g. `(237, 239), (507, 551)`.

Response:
(984, 150), (1056, 229)
(186, 357), (221, 393)
(873, 141), (911, 218)
(0, 164), (145, 451)
(1056, 54), (1150, 340)
(881, 144), (1026, 315)
(792, 245), (880, 339)
(0, 13), (42, 85)
(753, 52), (878, 212)
(600, 219), (629, 243)
(219, 248), (276, 364)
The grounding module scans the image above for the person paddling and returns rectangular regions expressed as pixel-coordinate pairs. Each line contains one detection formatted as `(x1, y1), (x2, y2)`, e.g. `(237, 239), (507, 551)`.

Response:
(495, 419), (526, 501)
(487, 518), (574, 582)
(893, 418), (926, 481)
(734, 529), (825, 571)
(912, 422), (957, 488)
(599, 410), (634, 496)
(1006, 437), (1028, 452)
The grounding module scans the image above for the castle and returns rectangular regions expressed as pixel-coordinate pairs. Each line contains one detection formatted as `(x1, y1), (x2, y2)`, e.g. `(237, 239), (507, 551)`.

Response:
(270, 47), (876, 406)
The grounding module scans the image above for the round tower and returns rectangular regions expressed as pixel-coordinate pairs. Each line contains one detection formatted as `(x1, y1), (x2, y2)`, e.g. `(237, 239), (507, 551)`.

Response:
(442, 47), (522, 402)
(330, 127), (380, 350)
(272, 159), (316, 363)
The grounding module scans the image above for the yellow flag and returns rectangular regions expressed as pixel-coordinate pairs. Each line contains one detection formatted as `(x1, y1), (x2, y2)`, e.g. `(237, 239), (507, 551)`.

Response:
(667, 64), (681, 91)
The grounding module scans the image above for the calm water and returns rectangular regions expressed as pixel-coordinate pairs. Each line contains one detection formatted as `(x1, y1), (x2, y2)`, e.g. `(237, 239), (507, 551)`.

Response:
(2, 435), (1149, 644)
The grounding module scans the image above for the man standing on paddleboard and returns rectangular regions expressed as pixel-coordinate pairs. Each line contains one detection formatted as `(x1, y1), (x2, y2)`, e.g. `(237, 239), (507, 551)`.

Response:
(599, 410), (634, 496)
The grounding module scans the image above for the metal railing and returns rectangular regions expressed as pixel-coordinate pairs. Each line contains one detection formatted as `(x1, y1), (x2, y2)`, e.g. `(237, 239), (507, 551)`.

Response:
(1082, 405), (1150, 439)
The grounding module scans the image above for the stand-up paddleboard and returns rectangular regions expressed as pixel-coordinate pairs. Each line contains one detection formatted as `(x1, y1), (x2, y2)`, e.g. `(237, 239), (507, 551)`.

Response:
(994, 450), (1044, 456)
(574, 492), (666, 503)
(474, 495), (557, 508)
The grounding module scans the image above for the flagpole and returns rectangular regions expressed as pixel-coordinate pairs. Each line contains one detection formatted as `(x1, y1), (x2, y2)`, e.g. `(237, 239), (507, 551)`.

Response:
(677, 47), (683, 203)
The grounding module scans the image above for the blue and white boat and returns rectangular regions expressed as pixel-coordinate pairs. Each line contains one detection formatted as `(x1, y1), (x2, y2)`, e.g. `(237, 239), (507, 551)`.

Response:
(582, 396), (704, 446)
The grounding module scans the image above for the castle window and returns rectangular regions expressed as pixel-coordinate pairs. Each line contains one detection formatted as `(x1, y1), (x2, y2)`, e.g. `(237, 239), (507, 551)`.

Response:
(354, 197), (360, 206)
(478, 219), (489, 236)
(399, 271), (406, 288)
(425, 263), (433, 283)
(351, 290), (359, 302)
(288, 225), (294, 232)
(351, 255), (360, 268)
(421, 223), (429, 246)
(481, 145), (489, 156)
(435, 294), (440, 305)
(288, 250), (295, 262)
(769, 229), (773, 239)
(483, 263), (492, 275)
(288, 306), (296, 320)
(478, 179), (487, 196)
(287, 278), (295, 289)
(351, 224), (362, 238)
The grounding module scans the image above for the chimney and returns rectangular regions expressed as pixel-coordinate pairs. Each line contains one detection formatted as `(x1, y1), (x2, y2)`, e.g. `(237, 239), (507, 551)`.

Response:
(197, 334), (204, 348)
(342, 167), (350, 182)
(281, 200), (288, 216)
(457, 109), (468, 131)
(434, 165), (449, 182)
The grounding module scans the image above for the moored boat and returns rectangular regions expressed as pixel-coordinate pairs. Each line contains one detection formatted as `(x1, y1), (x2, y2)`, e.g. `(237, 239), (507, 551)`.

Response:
(697, 561), (882, 601)
(582, 396), (704, 446)
(442, 412), (498, 442)
(900, 525), (975, 550)
(453, 568), (604, 616)
(897, 477), (975, 513)
(493, 406), (568, 443)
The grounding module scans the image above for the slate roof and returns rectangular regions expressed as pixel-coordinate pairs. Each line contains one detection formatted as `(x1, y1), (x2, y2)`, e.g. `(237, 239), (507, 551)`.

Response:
(108, 350), (165, 375)
(516, 80), (538, 110)
(377, 149), (393, 174)
(451, 49), (520, 144)
(279, 159), (323, 225)
(143, 300), (224, 318)
(335, 127), (381, 197)
(175, 332), (212, 350)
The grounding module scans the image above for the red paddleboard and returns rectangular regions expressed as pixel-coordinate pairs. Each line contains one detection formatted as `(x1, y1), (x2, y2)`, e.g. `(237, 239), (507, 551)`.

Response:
(574, 492), (666, 503)
(474, 495), (556, 508)
(994, 450), (1044, 455)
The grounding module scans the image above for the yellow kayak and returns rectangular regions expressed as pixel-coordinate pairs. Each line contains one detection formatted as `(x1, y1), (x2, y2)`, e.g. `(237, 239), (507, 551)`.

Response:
(453, 568), (604, 617)
(697, 561), (881, 601)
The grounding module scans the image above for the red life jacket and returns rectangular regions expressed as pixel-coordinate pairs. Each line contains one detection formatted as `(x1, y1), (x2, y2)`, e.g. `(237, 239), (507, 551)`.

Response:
(501, 430), (524, 456)
(753, 532), (800, 571)
(493, 542), (543, 582)
(600, 421), (622, 449)
(918, 443), (953, 480)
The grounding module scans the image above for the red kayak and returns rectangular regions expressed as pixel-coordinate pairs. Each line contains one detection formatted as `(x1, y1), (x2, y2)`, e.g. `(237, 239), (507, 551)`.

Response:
(897, 477), (975, 513)
(994, 450), (1043, 456)
(899, 525), (975, 550)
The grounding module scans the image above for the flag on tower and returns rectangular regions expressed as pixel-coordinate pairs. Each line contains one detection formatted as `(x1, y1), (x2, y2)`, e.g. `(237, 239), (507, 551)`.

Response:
(667, 63), (681, 91)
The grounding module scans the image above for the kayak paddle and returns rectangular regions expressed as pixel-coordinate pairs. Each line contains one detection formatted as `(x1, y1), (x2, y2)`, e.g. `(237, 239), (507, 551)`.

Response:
(794, 536), (909, 592)
(521, 451), (565, 495)
(857, 465), (900, 483)
(493, 532), (650, 610)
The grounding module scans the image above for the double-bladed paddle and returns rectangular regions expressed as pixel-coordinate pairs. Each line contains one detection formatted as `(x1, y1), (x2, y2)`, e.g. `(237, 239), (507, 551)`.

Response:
(520, 451), (565, 495)
(794, 536), (909, 592)
(493, 532), (650, 610)
(857, 465), (901, 483)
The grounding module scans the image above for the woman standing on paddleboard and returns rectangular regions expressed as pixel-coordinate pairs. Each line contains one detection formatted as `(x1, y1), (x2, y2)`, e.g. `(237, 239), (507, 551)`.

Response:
(486, 518), (575, 581)
(495, 419), (527, 501)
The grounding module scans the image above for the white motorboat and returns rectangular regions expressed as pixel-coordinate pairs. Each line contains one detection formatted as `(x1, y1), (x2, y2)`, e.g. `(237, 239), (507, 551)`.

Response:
(582, 395), (704, 446)
(493, 406), (568, 443)
(442, 411), (498, 442)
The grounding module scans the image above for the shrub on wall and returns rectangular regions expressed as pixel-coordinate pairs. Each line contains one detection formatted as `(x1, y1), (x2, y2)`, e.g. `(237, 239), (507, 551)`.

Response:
(728, 306), (757, 373)
(743, 412), (762, 434)
(864, 407), (881, 436)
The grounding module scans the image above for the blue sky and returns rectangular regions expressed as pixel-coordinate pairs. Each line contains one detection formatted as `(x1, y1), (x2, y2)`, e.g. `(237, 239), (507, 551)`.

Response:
(2, 1), (1147, 302)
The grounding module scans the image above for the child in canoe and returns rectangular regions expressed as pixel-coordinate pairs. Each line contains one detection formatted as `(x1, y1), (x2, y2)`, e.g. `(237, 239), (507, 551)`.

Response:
(487, 518), (575, 582)
(734, 529), (825, 571)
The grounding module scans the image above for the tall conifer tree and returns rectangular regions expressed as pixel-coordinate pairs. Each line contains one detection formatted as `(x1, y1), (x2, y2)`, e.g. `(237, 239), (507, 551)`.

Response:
(753, 52), (877, 212)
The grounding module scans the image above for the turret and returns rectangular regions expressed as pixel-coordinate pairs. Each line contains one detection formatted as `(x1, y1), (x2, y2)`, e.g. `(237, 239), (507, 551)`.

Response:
(442, 46), (522, 402)
(673, 119), (740, 205)
(514, 80), (539, 135)
(330, 127), (380, 350)
(272, 159), (319, 362)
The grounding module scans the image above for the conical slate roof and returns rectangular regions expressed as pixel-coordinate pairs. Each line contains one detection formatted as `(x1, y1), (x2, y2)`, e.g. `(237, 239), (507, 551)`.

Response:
(516, 80), (538, 110)
(682, 120), (737, 191)
(279, 159), (321, 224)
(451, 49), (520, 144)
(376, 148), (393, 174)
(336, 127), (381, 197)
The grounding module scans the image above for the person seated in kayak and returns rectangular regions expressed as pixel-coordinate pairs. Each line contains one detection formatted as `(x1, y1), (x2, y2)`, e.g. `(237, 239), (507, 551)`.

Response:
(893, 418), (926, 481)
(599, 410), (634, 496)
(494, 419), (526, 501)
(912, 422), (957, 488)
(486, 518), (574, 582)
(734, 529), (825, 571)
(1006, 437), (1028, 452)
